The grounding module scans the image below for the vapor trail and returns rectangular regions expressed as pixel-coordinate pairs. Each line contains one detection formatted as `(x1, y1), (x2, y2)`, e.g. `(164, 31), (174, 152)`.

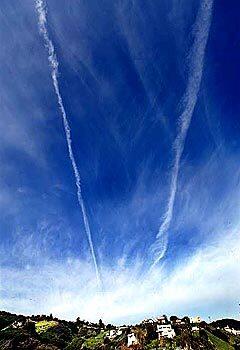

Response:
(35, 0), (102, 288)
(151, 0), (214, 267)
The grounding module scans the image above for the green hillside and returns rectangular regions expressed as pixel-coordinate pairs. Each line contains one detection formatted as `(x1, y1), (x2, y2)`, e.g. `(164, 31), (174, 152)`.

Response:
(0, 311), (239, 349)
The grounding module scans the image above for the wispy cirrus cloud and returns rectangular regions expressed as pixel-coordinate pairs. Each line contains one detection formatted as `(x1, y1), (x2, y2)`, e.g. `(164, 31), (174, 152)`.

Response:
(1, 224), (239, 324)
(150, 0), (214, 266)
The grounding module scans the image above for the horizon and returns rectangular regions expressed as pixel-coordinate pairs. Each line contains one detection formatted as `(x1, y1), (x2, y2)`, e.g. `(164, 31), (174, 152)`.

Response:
(1, 309), (238, 327)
(0, 0), (240, 324)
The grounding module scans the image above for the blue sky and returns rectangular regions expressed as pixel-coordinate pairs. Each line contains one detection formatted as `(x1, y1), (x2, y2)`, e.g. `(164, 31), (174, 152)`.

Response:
(0, 0), (240, 324)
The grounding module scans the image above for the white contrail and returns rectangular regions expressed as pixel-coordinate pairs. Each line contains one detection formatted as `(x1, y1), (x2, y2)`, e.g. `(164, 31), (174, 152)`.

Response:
(151, 0), (214, 267)
(35, 0), (102, 288)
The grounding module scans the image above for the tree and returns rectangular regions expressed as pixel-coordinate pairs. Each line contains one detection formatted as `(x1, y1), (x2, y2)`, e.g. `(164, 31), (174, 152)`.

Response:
(99, 319), (104, 329)
(134, 327), (147, 348)
(182, 316), (190, 325)
(145, 323), (157, 341)
(23, 319), (36, 335)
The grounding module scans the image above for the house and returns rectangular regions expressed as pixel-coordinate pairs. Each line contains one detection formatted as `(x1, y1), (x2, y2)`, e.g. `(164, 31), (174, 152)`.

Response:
(171, 319), (182, 326)
(190, 316), (201, 324)
(192, 326), (199, 332)
(108, 328), (123, 339)
(127, 333), (139, 347)
(156, 316), (167, 325)
(157, 324), (175, 339)
(116, 329), (124, 336)
(12, 320), (25, 328)
(108, 329), (117, 339)
(142, 318), (155, 324)
(170, 316), (182, 325)
(119, 326), (128, 331)
(224, 326), (240, 336)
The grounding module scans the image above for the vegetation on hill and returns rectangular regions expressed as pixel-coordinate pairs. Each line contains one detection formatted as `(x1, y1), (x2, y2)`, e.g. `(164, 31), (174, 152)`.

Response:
(206, 331), (234, 350)
(36, 321), (59, 334)
(0, 311), (239, 349)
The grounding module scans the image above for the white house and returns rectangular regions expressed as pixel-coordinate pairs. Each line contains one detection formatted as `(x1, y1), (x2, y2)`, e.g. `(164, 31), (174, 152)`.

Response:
(127, 333), (138, 347)
(157, 324), (175, 339)
(190, 316), (201, 324)
(224, 326), (240, 336)
(108, 328), (123, 339)
(192, 326), (199, 332)
(156, 316), (167, 325)
(12, 320), (25, 328)
(170, 318), (181, 325)
(108, 330), (116, 339)
(142, 318), (155, 324)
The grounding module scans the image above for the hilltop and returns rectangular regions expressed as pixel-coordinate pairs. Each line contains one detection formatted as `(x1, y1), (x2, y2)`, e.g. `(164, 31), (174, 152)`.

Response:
(0, 311), (239, 349)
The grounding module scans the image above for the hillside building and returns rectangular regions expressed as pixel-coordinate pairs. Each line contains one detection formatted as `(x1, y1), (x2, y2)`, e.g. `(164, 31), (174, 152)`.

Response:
(108, 328), (123, 339)
(157, 324), (175, 339)
(190, 316), (201, 324)
(224, 326), (240, 335)
(127, 333), (139, 347)
(142, 318), (155, 324)
(156, 316), (168, 324)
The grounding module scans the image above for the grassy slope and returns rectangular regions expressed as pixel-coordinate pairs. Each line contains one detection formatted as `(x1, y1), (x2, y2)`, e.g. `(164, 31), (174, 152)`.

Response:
(35, 320), (58, 333)
(83, 331), (108, 349)
(207, 331), (234, 350)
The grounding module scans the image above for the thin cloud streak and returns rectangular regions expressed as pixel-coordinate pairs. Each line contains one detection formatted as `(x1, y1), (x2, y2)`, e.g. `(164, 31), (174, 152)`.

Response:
(151, 0), (214, 267)
(1, 225), (239, 324)
(35, 0), (102, 288)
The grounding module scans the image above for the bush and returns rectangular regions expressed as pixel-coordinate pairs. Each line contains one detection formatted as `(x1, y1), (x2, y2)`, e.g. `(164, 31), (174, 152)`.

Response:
(38, 323), (73, 348)
(65, 336), (84, 350)
(35, 320), (59, 334)
(0, 312), (18, 330)
(0, 328), (28, 342)
(82, 331), (107, 349)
